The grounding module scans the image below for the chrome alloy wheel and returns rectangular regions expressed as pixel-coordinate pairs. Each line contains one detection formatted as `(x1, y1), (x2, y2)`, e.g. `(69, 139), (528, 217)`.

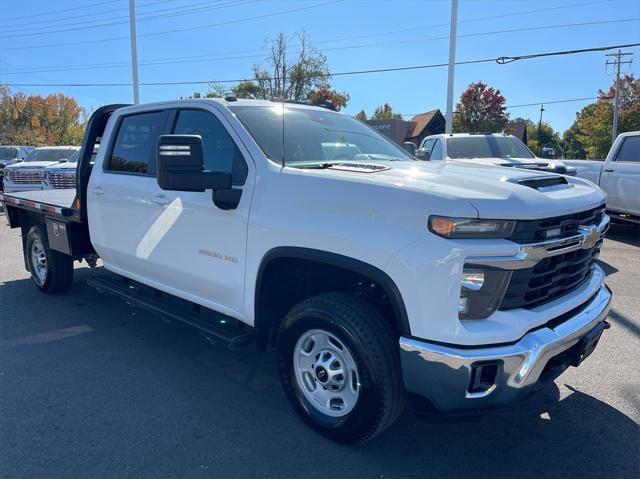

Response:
(30, 239), (47, 286)
(293, 329), (360, 417)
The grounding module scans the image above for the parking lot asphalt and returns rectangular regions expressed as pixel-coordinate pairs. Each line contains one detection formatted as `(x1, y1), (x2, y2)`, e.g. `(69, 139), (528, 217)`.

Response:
(0, 212), (638, 479)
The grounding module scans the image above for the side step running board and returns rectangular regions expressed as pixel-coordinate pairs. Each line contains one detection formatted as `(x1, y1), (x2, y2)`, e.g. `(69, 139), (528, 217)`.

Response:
(87, 275), (254, 350)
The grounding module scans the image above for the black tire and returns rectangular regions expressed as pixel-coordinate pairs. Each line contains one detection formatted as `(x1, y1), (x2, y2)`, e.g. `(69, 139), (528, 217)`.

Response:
(277, 293), (406, 444)
(26, 225), (74, 293)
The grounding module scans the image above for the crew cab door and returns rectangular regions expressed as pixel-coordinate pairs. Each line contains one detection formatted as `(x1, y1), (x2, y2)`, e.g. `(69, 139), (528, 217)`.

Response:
(88, 109), (172, 279)
(600, 135), (640, 216)
(144, 107), (253, 318)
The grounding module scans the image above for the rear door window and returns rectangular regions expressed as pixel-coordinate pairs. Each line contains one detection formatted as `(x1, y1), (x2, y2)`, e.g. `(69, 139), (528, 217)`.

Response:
(429, 139), (443, 160)
(108, 111), (166, 174)
(615, 136), (640, 162)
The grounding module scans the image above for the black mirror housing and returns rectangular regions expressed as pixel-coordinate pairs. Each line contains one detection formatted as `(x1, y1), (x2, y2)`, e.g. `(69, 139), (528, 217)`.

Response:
(156, 135), (232, 192)
(402, 142), (416, 156)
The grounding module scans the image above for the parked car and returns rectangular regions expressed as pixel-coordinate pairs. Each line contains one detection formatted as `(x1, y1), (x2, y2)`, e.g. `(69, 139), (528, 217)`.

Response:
(416, 133), (576, 175)
(42, 150), (80, 190)
(1, 100), (611, 444)
(564, 131), (639, 224)
(0, 146), (34, 191)
(3, 146), (80, 192)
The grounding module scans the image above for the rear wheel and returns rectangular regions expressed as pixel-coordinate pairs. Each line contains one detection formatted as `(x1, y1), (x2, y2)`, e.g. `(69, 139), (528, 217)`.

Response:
(26, 225), (74, 293)
(277, 293), (406, 444)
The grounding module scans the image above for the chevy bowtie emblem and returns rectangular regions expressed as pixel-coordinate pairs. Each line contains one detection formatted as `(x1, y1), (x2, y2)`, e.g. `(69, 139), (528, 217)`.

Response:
(579, 225), (600, 250)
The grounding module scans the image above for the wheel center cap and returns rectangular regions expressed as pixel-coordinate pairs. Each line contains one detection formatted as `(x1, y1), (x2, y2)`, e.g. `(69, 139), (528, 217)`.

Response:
(315, 366), (328, 383)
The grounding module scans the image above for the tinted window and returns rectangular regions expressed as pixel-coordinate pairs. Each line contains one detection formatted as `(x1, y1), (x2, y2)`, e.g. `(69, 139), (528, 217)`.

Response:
(25, 148), (78, 162)
(109, 112), (165, 174)
(172, 110), (248, 184)
(230, 106), (413, 166)
(615, 136), (640, 162)
(0, 147), (18, 161)
(422, 139), (434, 151)
(446, 136), (535, 159)
(429, 139), (443, 161)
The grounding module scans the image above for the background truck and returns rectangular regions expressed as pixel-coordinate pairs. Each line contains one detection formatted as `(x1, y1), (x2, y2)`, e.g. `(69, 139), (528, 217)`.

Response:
(415, 133), (577, 176)
(564, 131), (640, 224)
(1, 99), (611, 444)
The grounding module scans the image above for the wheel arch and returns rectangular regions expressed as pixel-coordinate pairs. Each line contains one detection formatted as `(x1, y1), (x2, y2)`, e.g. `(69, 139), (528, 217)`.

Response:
(254, 247), (410, 337)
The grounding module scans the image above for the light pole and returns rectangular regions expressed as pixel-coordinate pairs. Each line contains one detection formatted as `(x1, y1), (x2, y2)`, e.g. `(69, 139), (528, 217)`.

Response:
(129, 0), (140, 104)
(537, 104), (545, 156)
(445, 0), (458, 134)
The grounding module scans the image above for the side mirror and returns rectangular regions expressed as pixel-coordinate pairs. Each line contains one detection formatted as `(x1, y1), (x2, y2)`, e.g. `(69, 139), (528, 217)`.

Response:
(156, 135), (231, 192)
(402, 142), (416, 156)
(156, 134), (241, 210)
(415, 148), (430, 160)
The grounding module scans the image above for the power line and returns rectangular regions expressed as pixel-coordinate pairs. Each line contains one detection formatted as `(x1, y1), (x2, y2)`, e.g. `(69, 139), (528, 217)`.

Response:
(2, 0), (179, 28)
(1, 0), (119, 23)
(0, 0), (344, 50)
(1, 0), (258, 37)
(3, 43), (637, 88)
(3, 17), (637, 75)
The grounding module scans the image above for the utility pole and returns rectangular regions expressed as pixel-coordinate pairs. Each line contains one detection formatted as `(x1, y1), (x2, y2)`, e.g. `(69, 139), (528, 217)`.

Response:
(537, 104), (545, 156)
(605, 49), (633, 145)
(129, 0), (140, 104)
(445, 0), (458, 134)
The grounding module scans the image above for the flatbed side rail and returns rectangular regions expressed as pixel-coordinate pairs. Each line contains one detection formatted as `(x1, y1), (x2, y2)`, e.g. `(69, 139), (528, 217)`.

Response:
(0, 193), (76, 218)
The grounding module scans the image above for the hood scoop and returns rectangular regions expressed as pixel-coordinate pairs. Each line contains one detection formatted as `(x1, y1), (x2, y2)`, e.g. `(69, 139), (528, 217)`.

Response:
(328, 163), (390, 173)
(510, 175), (569, 191)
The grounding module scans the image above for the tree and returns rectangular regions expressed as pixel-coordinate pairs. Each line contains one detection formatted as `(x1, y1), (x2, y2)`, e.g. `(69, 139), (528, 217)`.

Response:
(452, 81), (509, 133)
(306, 87), (349, 110)
(251, 31), (331, 101)
(0, 85), (85, 146)
(510, 116), (562, 155)
(354, 110), (367, 121)
(563, 74), (640, 159)
(232, 80), (261, 99)
(189, 81), (227, 99)
(372, 103), (402, 119)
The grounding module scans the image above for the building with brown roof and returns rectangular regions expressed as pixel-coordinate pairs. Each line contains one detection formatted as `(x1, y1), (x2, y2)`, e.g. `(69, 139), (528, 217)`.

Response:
(365, 109), (446, 146)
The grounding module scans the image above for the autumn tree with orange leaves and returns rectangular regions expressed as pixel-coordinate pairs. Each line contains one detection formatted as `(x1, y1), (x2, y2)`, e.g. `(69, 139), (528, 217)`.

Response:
(0, 85), (86, 146)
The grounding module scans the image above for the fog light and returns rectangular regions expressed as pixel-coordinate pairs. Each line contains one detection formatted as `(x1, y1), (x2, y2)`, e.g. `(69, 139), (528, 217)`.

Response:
(462, 271), (485, 291)
(458, 268), (512, 320)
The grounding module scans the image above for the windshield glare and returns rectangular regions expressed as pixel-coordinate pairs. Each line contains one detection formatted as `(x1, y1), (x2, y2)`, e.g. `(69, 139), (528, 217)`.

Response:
(25, 148), (78, 162)
(230, 106), (413, 166)
(0, 147), (18, 161)
(446, 136), (534, 159)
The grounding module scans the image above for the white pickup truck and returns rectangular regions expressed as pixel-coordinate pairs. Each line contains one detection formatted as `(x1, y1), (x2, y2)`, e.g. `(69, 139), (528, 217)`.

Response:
(1, 99), (612, 444)
(564, 131), (640, 224)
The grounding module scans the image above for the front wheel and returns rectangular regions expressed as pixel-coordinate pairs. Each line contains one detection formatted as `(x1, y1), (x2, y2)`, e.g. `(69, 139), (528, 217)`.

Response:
(26, 225), (74, 293)
(277, 293), (406, 444)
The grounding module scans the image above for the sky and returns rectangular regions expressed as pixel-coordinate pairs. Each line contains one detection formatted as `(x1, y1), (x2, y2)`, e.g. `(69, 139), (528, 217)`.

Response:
(1, 0), (639, 133)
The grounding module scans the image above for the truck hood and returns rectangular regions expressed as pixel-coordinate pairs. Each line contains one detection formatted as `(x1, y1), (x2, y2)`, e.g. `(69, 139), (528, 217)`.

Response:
(320, 160), (604, 220)
(44, 162), (78, 171)
(5, 161), (65, 170)
(450, 157), (555, 167)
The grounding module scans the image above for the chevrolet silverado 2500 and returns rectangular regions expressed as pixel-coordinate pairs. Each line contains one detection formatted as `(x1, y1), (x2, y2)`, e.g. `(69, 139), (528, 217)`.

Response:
(564, 131), (640, 224)
(0, 99), (611, 444)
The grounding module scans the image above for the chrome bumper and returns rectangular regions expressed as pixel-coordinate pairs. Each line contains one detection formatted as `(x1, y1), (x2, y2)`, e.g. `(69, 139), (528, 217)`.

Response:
(399, 284), (611, 412)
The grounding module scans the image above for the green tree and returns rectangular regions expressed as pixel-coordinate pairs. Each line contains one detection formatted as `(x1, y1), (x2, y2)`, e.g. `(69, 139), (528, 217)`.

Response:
(453, 81), (509, 133)
(563, 74), (640, 159)
(510, 117), (562, 156)
(232, 80), (261, 99)
(354, 110), (367, 121)
(372, 103), (402, 119)
(306, 87), (350, 110)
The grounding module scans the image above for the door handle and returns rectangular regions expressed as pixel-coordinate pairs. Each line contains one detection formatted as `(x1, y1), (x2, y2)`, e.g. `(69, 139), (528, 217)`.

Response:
(90, 186), (104, 196)
(150, 194), (170, 206)
(604, 168), (614, 172)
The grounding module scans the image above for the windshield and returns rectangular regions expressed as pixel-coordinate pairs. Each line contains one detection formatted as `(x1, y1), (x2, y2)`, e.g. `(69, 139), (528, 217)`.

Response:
(0, 147), (18, 161)
(25, 148), (78, 162)
(230, 106), (413, 166)
(446, 136), (535, 159)
(68, 150), (80, 162)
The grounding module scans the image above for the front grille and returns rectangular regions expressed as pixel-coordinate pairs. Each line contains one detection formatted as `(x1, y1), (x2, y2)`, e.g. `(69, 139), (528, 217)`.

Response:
(500, 239), (602, 310)
(47, 172), (76, 189)
(509, 205), (605, 243)
(6, 169), (43, 184)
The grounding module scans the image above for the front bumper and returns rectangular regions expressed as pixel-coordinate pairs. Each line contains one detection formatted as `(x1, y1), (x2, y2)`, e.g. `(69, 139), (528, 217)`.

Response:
(399, 283), (611, 412)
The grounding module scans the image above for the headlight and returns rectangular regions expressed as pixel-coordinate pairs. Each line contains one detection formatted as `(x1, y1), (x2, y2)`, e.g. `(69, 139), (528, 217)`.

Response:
(459, 268), (512, 320)
(429, 216), (516, 239)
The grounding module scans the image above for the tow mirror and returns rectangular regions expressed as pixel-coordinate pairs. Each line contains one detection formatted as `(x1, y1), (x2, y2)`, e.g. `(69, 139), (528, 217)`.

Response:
(415, 148), (430, 159)
(402, 142), (416, 156)
(156, 135), (241, 210)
